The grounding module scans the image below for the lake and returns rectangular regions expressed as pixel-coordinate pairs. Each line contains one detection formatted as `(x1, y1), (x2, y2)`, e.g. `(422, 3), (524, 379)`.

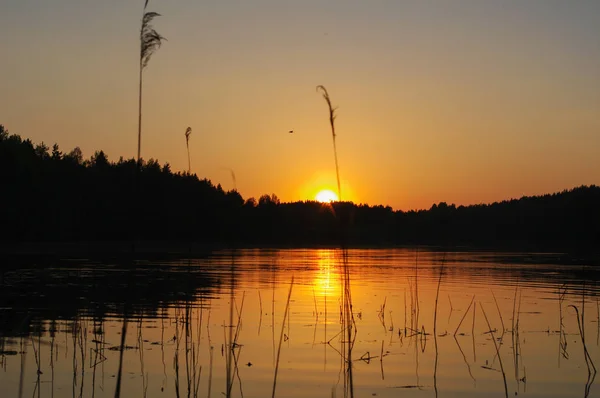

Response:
(1, 248), (599, 398)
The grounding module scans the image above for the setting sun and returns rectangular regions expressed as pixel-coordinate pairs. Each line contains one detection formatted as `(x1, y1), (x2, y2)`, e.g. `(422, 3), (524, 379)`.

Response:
(315, 189), (338, 203)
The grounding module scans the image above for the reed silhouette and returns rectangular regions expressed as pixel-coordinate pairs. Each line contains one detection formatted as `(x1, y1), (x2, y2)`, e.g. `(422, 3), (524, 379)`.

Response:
(558, 285), (569, 363)
(315, 86), (357, 397)
(569, 304), (597, 375)
(433, 257), (445, 398)
(137, 0), (166, 163)
(272, 276), (294, 398)
(316, 85), (341, 201)
(1, 252), (600, 397)
(185, 127), (192, 174)
(481, 304), (508, 398)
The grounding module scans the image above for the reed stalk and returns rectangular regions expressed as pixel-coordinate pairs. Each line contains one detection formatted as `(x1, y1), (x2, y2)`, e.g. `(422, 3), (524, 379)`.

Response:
(18, 337), (25, 398)
(491, 290), (505, 333)
(447, 294), (454, 324)
(137, 0), (166, 163)
(115, 313), (128, 398)
(433, 259), (444, 398)
(511, 284), (519, 333)
(185, 127), (192, 174)
(596, 297), (599, 346)
(137, 317), (148, 398)
(454, 336), (476, 382)
(481, 304), (508, 398)
(207, 346), (214, 398)
(558, 286), (568, 363)
(258, 290), (263, 335)
(433, 259), (445, 334)
(272, 276), (294, 398)
(51, 324), (56, 398)
(414, 250), (420, 331)
(569, 305), (597, 374)
(222, 168), (237, 191)
(313, 287), (319, 320)
(472, 302), (477, 337)
(404, 289), (407, 335)
(454, 295), (475, 336)
(226, 255), (236, 398)
(161, 308), (167, 392)
(174, 309), (181, 398)
(316, 85), (341, 200)
(341, 249), (355, 398)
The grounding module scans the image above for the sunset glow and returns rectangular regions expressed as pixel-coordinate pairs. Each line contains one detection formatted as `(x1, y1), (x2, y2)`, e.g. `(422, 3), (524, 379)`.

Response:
(1, 1), (599, 210)
(315, 189), (338, 203)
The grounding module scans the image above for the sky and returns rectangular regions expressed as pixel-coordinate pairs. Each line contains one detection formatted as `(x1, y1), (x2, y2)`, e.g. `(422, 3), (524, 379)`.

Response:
(1, 0), (599, 210)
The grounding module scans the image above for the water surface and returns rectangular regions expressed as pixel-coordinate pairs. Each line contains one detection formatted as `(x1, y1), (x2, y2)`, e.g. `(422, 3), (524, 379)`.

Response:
(1, 249), (599, 397)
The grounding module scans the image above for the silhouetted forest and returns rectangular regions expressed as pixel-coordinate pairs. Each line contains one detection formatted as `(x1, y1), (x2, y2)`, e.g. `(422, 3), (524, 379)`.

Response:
(1, 125), (598, 251)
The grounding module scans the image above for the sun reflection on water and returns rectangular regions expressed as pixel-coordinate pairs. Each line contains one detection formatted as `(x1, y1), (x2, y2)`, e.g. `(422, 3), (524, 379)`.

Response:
(1, 250), (596, 398)
(313, 249), (340, 298)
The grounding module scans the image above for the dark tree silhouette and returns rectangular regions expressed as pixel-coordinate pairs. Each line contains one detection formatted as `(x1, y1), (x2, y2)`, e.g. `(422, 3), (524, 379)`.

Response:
(1, 125), (599, 252)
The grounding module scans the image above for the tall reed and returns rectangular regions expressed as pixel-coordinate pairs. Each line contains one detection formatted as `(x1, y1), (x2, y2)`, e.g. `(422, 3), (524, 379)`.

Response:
(226, 254), (235, 397)
(433, 258), (445, 398)
(137, 316), (148, 398)
(315, 86), (355, 397)
(119, 3), (165, 389)
(414, 250), (420, 331)
(569, 305), (597, 374)
(558, 286), (568, 364)
(115, 271), (133, 398)
(481, 304), (508, 398)
(224, 168), (237, 191)
(137, 0), (166, 163)
(185, 127), (192, 174)
(341, 249), (356, 398)
(175, 315), (181, 398)
(51, 322), (57, 397)
(454, 295), (475, 336)
(316, 85), (341, 200)
(18, 336), (25, 398)
(491, 290), (505, 334)
(453, 335), (476, 382)
(272, 276), (294, 398)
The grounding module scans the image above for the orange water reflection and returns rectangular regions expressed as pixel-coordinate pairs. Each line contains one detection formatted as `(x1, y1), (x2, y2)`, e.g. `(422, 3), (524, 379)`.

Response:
(0, 249), (598, 398)
(313, 249), (340, 299)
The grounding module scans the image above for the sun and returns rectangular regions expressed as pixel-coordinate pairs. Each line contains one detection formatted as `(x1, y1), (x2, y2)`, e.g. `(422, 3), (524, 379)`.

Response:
(315, 189), (339, 203)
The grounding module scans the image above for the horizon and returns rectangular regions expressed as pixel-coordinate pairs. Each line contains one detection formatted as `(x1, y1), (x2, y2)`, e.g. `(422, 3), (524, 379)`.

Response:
(3, 123), (595, 213)
(2, 1), (599, 210)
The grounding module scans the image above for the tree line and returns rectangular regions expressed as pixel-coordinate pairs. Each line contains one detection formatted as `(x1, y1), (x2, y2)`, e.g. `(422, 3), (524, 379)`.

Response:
(1, 125), (598, 251)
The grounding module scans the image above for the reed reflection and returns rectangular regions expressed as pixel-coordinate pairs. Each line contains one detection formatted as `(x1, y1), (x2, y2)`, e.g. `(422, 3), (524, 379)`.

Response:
(0, 250), (599, 398)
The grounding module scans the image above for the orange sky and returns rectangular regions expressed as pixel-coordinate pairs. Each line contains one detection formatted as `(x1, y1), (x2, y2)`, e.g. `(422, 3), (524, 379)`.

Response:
(1, 1), (599, 210)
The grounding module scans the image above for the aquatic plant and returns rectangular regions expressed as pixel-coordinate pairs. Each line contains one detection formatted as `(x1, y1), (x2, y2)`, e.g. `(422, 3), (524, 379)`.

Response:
(569, 304), (597, 375)
(491, 290), (505, 334)
(454, 295), (475, 336)
(481, 304), (508, 398)
(221, 167), (237, 191)
(433, 258), (444, 398)
(137, 0), (166, 163)
(272, 276), (294, 398)
(185, 127), (192, 174)
(558, 286), (569, 361)
(340, 248), (356, 398)
(316, 85), (341, 201)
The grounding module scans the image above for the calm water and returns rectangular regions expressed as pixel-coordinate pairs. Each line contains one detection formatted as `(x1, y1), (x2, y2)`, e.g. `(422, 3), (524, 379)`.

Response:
(1, 249), (599, 398)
